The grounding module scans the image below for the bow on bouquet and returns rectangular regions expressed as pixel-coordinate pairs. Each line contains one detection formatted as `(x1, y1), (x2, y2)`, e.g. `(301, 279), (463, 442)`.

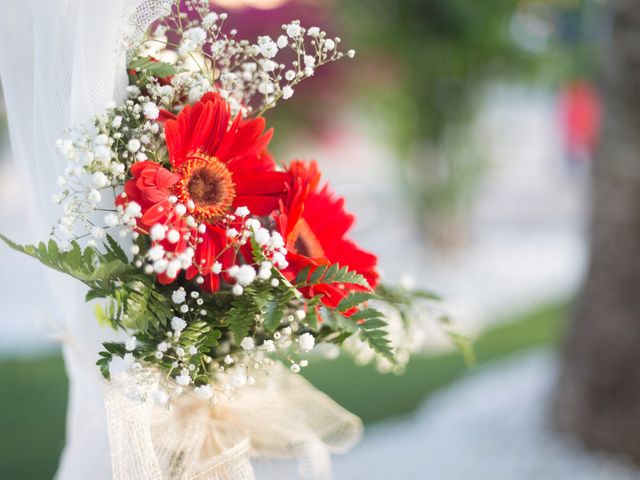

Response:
(1, 2), (463, 478)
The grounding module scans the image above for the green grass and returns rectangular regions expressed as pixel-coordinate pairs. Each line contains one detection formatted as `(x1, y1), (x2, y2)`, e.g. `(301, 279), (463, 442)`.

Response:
(0, 301), (567, 479)
(0, 355), (68, 480)
(304, 301), (567, 424)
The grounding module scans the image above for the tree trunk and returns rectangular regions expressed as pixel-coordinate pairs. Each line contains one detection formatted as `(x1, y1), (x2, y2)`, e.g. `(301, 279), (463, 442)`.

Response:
(554, 0), (640, 458)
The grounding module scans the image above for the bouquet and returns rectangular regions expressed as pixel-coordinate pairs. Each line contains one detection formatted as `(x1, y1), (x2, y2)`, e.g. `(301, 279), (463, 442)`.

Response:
(1, 1), (462, 477)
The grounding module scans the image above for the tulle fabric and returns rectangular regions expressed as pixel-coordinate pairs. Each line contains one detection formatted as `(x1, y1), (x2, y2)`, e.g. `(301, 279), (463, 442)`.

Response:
(0, 1), (170, 478)
(104, 364), (362, 480)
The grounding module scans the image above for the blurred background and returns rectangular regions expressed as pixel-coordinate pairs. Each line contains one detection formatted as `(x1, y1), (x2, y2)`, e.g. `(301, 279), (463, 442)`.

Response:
(5, 0), (640, 478)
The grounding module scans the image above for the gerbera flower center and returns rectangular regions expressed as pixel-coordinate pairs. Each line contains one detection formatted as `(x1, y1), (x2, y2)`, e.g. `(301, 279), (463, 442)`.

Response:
(174, 154), (236, 223)
(188, 167), (225, 205)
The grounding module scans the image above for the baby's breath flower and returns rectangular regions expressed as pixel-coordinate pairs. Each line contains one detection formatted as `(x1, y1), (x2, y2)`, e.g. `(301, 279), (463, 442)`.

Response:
(143, 102), (159, 120)
(166, 229), (180, 244)
(175, 372), (191, 386)
(236, 265), (256, 286)
(240, 337), (255, 351)
(171, 316), (187, 333)
(194, 385), (214, 399)
(262, 340), (276, 353)
(258, 36), (278, 58)
(125, 336), (137, 352)
(150, 224), (166, 241)
(202, 12), (218, 30)
(282, 86), (294, 100)
(172, 287), (187, 304)
(298, 333), (315, 352)
(234, 206), (250, 217)
(286, 22), (302, 38)
(277, 35), (288, 48)
(127, 139), (141, 153)
(232, 284), (243, 296)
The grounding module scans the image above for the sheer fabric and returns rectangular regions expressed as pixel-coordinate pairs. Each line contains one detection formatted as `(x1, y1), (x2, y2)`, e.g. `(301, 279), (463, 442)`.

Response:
(0, 1), (169, 478)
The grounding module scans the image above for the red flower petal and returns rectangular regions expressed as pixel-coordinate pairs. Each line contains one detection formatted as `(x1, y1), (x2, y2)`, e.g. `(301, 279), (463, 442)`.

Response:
(233, 171), (287, 195)
(234, 195), (281, 216)
(140, 200), (173, 227)
(165, 93), (233, 169)
(217, 118), (273, 166)
(278, 160), (380, 307)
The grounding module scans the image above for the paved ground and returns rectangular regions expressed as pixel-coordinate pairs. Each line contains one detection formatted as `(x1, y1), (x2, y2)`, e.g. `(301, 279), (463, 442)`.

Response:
(334, 350), (640, 480)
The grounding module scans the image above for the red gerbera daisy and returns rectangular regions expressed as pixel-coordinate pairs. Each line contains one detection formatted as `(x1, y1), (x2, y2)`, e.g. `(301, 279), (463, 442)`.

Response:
(118, 92), (288, 289)
(164, 92), (287, 221)
(277, 160), (379, 308)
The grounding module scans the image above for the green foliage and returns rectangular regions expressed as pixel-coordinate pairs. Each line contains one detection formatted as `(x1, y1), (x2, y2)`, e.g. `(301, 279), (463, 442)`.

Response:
(121, 282), (174, 331)
(226, 290), (262, 341)
(128, 56), (177, 79)
(376, 283), (441, 328)
(339, 0), (548, 146)
(181, 321), (221, 349)
(0, 231), (446, 378)
(444, 330), (476, 367)
(0, 234), (173, 332)
(262, 295), (291, 333)
(317, 303), (395, 362)
(0, 235), (130, 284)
(349, 308), (395, 362)
(295, 264), (370, 289)
(96, 342), (127, 379)
(376, 283), (475, 364)
(337, 291), (378, 311)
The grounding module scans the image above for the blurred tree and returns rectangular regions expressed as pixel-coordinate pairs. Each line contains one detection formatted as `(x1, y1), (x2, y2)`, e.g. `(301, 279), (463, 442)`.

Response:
(335, 0), (566, 247)
(554, 0), (640, 458)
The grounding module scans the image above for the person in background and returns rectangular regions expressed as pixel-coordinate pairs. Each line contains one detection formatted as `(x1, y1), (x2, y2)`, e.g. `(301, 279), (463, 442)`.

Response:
(558, 79), (602, 168)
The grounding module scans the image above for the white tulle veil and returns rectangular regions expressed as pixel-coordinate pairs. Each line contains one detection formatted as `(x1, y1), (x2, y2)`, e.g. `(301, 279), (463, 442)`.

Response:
(0, 1), (170, 478)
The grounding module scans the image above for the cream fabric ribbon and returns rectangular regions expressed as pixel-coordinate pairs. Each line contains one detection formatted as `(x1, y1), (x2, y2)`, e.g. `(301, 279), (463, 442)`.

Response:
(103, 364), (363, 479)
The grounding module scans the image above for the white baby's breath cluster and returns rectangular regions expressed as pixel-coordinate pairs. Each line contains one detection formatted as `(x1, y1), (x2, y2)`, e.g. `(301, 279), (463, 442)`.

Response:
(52, 91), (163, 249)
(132, 205), (289, 291)
(132, 0), (354, 118)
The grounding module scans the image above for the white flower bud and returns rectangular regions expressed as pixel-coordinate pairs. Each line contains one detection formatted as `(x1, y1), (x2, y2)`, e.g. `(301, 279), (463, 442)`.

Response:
(240, 337), (255, 351)
(143, 102), (160, 120)
(171, 316), (187, 333)
(297, 333), (315, 352)
(282, 86), (294, 100)
(88, 190), (101, 203)
(166, 229), (180, 244)
(127, 139), (141, 153)
(150, 224), (166, 241)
